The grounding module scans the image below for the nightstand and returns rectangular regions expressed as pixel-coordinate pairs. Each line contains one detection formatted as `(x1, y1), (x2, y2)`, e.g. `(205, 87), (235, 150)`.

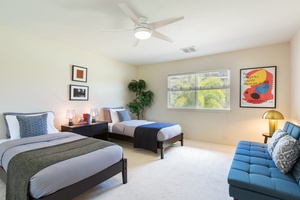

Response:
(61, 121), (108, 140)
(262, 133), (271, 144)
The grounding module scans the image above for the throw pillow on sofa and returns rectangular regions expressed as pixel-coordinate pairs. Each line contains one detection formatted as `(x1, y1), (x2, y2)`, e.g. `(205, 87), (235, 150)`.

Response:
(272, 135), (300, 174)
(267, 129), (288, 156)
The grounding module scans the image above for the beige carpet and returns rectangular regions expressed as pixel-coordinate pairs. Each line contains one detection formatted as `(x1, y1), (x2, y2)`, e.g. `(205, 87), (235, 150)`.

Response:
(0, 139), (236, 200)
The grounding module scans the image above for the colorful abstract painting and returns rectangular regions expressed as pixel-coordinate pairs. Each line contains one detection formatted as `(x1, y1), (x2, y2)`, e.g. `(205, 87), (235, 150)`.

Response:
(240, 66), (276, 108)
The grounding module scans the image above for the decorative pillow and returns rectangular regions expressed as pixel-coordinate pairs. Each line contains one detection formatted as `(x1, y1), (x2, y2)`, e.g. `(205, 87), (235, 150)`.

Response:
(3, 111), (59, 139)
(109, 108), (125, 124)
(17, 114), (48, 138)
(272, 135), (300, 174)
(103, 107), (123, 123)
(267, 129), (288, 156)
(117, 110), (131, 121)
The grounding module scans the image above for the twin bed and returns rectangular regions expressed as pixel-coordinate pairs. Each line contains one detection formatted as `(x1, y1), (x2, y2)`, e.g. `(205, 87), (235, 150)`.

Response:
(0, 109), (183, 199)
(104, 108), (184, 159)
(0, 111), (127, 200)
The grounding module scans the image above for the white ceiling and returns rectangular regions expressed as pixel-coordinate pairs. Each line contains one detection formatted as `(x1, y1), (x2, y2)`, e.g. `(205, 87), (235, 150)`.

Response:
(1, 0), (300, 66)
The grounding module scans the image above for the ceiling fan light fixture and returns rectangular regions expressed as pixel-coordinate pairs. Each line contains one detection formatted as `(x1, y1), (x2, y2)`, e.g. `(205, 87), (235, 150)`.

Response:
(134, 27), (152, 40)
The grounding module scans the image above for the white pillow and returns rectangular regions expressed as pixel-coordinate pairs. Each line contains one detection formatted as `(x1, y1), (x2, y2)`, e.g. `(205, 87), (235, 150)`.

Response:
(109, 108), (125, 124)
(4, 111), (59, 139)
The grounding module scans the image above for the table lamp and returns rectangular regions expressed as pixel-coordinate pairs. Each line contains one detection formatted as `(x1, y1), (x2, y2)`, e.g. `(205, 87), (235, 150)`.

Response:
(262, 110), (284, 136)
(90, 108), (98, 123)
(66, 110), (76, 126)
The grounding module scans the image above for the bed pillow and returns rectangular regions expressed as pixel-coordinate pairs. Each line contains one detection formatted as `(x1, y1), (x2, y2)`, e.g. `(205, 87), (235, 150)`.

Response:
(267, 129), (288, 156)
(3, 111), (59, 139)
(272, 135), (300, 174)
(17, 114), (48, 138)
(109, 108), (125, 124)
(103, 107), (123, 123)
(117, 110), (131, 121)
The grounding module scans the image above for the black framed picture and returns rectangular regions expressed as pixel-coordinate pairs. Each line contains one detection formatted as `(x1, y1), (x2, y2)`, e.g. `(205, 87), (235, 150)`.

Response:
(69, 85), (89, 101)
(72, 65), (87, 82)
(240, 66), (276, 108)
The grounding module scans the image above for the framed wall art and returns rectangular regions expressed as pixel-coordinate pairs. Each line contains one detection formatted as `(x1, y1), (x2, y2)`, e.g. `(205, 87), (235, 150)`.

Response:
(240, 66), (276, 108)
(72, 65), (87, 82)
(69, 85), (89, 101)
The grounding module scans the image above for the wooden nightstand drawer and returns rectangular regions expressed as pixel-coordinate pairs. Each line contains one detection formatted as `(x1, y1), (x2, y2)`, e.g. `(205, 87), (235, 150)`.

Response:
(61, 121), (108, 140)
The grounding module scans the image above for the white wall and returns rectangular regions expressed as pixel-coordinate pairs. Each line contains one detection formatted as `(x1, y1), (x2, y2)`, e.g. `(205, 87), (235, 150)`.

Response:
(0, 25), (138, 139)
(0, 24), (295, 146)
(290, 29), (300, 124)
(138, 43), (290, 146)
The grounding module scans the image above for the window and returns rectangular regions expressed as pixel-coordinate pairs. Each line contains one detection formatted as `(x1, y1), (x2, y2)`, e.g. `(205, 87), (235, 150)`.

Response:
(167, 69), (230, 110)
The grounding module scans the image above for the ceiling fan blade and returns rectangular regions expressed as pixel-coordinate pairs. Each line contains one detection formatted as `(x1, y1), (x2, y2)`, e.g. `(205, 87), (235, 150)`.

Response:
(149, 16), (184, 30)
(119, 3), (141, 25)
(133, 39), (140, 47)
(152, 31), (173, 43)
(99, 29), (132, 32)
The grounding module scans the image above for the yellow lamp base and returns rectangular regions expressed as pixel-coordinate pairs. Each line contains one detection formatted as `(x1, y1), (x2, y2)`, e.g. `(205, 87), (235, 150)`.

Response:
(269, 119), (278, 136)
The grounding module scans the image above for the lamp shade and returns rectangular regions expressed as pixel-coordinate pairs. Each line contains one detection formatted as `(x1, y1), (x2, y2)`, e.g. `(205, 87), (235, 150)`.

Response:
(262, 110), (284, 136)
(90, 108), (98, 117)
(66, 110), (76, 119)
(262, 110), (284, 120)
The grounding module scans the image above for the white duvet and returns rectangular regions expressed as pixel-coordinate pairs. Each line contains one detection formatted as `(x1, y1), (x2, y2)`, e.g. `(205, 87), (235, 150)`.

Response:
(109, 120), (182, 141)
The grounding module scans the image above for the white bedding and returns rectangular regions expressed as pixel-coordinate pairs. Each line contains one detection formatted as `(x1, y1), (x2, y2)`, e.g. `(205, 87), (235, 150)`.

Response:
(109, 120), (182, 141)
(0, 132), (123, 199)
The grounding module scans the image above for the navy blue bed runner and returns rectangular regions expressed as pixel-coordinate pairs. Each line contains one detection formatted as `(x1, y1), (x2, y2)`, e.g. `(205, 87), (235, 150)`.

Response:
(134, 122), (175, 153)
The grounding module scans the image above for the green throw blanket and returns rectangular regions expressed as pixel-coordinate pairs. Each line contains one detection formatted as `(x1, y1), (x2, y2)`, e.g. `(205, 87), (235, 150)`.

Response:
(6, 138), (115, 200)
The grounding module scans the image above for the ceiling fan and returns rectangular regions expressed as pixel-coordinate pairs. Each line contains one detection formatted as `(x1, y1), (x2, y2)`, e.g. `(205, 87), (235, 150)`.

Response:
(116, 3), (184, 46)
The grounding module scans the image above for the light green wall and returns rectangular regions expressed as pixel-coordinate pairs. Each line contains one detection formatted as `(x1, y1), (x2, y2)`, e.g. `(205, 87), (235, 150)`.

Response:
(138, 43), (291, 146)
(0, 25), (138, 138)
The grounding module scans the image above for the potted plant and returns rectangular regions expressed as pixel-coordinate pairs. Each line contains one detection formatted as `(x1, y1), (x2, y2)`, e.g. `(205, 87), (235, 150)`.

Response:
(127, 79), (154, 119)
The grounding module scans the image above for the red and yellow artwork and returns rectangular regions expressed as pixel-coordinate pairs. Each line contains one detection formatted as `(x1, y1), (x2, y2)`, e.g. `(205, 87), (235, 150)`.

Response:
(240, 66), (276, 108)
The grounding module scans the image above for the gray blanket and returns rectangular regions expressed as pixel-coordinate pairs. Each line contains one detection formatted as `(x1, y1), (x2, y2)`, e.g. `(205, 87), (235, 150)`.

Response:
(6, 137), (115, 200)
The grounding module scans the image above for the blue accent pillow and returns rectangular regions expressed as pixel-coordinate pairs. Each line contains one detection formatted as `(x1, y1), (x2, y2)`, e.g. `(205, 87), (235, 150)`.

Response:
(17, 114), (48, 138)
(117, 110), (131, 121)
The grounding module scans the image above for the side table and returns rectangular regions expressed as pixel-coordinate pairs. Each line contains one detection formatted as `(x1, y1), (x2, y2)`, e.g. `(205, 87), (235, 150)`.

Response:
(61, 121), (108, 140)
(262, 133), (271, 144)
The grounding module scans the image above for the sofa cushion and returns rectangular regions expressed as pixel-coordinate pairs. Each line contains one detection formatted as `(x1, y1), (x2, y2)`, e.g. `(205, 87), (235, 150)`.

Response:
(283, 121), (300, 140)
(272, 135), (300, 174)
(267, 129), (288, 156)
(292, 159), (300, 186)
(228, 140), (300, 199)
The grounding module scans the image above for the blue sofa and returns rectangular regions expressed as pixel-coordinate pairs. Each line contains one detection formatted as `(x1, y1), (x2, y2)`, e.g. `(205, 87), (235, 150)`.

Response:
(227, 121), (300, 200)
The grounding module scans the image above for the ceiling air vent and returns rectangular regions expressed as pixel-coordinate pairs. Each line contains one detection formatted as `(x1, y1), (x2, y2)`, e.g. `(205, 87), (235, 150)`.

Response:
(180, 46), (198, 53)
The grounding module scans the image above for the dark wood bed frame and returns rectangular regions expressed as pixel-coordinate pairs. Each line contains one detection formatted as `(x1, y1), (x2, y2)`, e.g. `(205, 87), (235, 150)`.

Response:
(108, 132), (184, 159)
(0, 158), (127, 200)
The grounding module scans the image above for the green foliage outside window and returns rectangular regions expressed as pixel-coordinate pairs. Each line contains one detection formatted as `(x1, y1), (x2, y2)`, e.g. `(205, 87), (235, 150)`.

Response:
(168, 70), (230, 110)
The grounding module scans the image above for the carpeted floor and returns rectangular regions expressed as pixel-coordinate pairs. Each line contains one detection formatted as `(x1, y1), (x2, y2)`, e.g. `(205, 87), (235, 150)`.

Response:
(0, 139), (236, 200)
